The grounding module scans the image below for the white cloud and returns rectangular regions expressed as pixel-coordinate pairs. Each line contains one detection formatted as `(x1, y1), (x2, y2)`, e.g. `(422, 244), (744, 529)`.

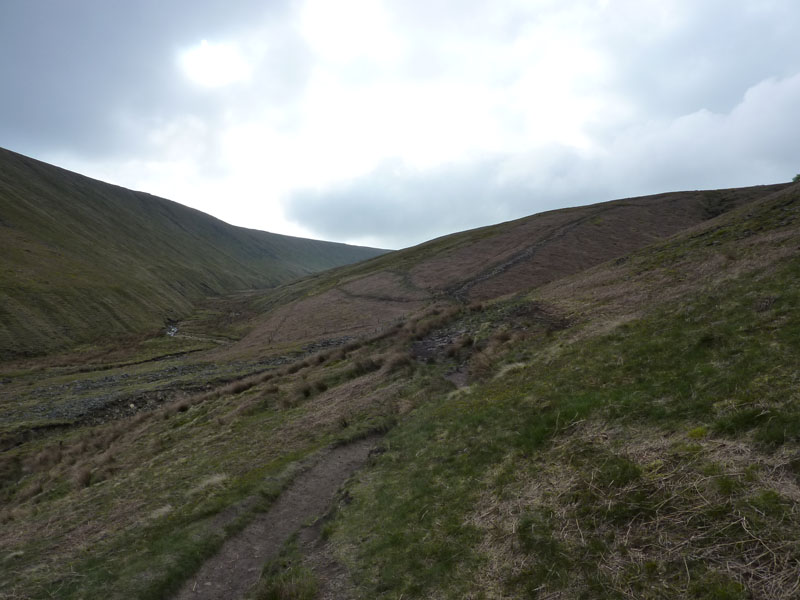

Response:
(287, 72), (800, 247)
(11, 0), (800, 248)
(179, 40), (253, 88)
(299, 0), (404, 65)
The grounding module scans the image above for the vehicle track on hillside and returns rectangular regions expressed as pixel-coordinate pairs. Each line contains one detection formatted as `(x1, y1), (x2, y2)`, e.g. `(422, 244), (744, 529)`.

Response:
(173, 436), (379, 600)
(446, 203), (630, 301)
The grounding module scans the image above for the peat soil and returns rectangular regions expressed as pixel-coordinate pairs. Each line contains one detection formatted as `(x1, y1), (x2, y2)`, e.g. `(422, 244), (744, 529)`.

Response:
(174, 436), (380, 600)
(0, 335), (358, 451)
(297, 517), (356, 600)
(409, 300), (569, 388)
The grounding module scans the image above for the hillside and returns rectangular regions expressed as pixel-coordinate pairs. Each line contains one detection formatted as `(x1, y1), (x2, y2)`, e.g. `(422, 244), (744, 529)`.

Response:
(212, 182), (787, 357)
(1, 180), (798, 599)
(0, 148), (386, 359)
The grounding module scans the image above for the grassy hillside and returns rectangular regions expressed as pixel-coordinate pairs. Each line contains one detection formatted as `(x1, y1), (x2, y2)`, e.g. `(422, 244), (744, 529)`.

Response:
(0, 148), (386, 359)
(0, 181), (797, 599)
(211, 182), (786, 358)
(322, 182), (800, 598)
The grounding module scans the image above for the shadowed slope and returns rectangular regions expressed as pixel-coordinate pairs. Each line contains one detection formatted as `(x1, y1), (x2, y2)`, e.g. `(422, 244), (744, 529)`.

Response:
(0, 148), (386, 359)
(319, 180), (800, 599)
(220, 183), (787, 357)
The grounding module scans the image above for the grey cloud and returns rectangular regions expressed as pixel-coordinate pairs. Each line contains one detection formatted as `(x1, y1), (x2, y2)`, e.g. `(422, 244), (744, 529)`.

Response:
(288, 73), (800, 249)
(286, 158), (537, 249)
(396, 1), (800, 118)
(3, 0), (800, 251)
(608, 74), (800, 191)
(597, 0), (800, 118)
(0, 0), (303, 159)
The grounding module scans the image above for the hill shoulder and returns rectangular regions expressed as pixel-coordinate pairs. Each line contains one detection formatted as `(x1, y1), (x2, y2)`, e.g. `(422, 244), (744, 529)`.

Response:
(0, 147), (386, 359)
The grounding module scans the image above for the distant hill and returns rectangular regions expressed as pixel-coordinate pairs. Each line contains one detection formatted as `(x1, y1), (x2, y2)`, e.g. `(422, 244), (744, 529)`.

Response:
(219, 181), (789, 356)
(0, 147), (386, 359)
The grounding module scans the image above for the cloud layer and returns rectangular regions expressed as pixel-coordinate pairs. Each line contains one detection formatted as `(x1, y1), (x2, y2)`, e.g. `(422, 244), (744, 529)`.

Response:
(1, 0), (799, 248)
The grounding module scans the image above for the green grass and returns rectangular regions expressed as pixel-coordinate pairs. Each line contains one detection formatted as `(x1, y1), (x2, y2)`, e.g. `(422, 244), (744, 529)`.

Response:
(55, 449), (314, 600)
(0, 147), (386, 359)
(320, 201), (800, 597)
(2, 172), (798, 598)
(0, 330), (428, 599)
(248, 537), (318, 600)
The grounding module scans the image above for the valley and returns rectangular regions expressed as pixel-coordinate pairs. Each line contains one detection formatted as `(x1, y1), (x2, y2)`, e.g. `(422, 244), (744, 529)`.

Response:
(1, 160), (799, 599)
(0, 148), (386, 360)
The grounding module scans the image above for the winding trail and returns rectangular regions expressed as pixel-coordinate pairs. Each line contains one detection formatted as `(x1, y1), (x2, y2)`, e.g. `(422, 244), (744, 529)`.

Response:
(174, 437), (378, 599)
(446, 204), (627, 301)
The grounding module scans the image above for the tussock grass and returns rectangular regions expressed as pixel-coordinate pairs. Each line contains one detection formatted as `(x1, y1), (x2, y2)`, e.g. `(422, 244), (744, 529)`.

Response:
(347, 358), (383, 379)
(0, 333), (424, 599)
(383, 351), (413, 373)
(248, 537), (318, 600)
(3, 181), (797, 598)
(320, 200), (800, 598)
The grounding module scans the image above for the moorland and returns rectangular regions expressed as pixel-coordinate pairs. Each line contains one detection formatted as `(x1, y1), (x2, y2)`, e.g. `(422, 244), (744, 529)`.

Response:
(1, 149), (799, 599)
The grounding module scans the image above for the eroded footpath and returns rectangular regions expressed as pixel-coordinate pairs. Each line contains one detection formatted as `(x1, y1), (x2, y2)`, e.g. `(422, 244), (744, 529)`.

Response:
(174, 437), (379, 599)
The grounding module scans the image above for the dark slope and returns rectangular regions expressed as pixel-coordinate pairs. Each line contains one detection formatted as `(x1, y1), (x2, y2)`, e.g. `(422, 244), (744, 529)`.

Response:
(219, 182), (788, 356)
(0, 147), (386, 359)
(323, 180), (800, 599)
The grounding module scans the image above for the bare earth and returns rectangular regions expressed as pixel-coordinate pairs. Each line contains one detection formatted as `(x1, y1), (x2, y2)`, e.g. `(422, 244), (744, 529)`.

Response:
(174, 437), (378, 600)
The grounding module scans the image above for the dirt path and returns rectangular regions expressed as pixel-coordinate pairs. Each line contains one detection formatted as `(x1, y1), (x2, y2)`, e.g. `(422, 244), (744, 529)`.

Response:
(446, 206), (624, 301)
(174, 437), (379, 600)
(297, 518), (356, 600)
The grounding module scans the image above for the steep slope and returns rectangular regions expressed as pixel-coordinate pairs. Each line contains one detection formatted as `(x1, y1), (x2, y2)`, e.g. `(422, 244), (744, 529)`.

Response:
(218, 182), (787, 357)
(1, 180), (798, 599)
(0, 147), (386, 359)
(316, 180), (800, 598)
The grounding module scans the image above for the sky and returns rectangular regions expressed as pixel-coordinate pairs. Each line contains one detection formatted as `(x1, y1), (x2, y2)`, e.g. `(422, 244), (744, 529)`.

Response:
(1, 1), (799, 249)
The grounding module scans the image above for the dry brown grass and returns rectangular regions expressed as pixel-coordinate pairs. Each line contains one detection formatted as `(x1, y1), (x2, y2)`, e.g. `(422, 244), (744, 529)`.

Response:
(33, 445), (63, 471)
(534, 219), (798, 353)
(463, 422), (800, 598)
(217, 288), (424, 359)
(286, 375), (403, 436)
(1, 342), (407, 597)
(72, 465), (92, 488)
(3, 183), (793, 597)
(383, 352), (413, 373)
(402, 187), (776, 304)
(466, 334), (512, 382)
(468, 350), (494, 381)
(221, 379), (257, 395)
(202, 179), (710, 362)
(339, 271), (429, 301)
(226, 397), (262, 420)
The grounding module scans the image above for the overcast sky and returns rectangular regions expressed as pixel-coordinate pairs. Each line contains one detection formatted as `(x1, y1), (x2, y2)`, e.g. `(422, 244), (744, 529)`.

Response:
(2, 1), (799, 249)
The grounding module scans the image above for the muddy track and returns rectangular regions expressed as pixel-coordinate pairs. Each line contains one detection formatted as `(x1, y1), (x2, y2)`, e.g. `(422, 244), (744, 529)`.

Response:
(447, 204), (629, 301)
(446, 188), (764, 302)
(337, 286), (424, 303)
(174, 436), (380, 600)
